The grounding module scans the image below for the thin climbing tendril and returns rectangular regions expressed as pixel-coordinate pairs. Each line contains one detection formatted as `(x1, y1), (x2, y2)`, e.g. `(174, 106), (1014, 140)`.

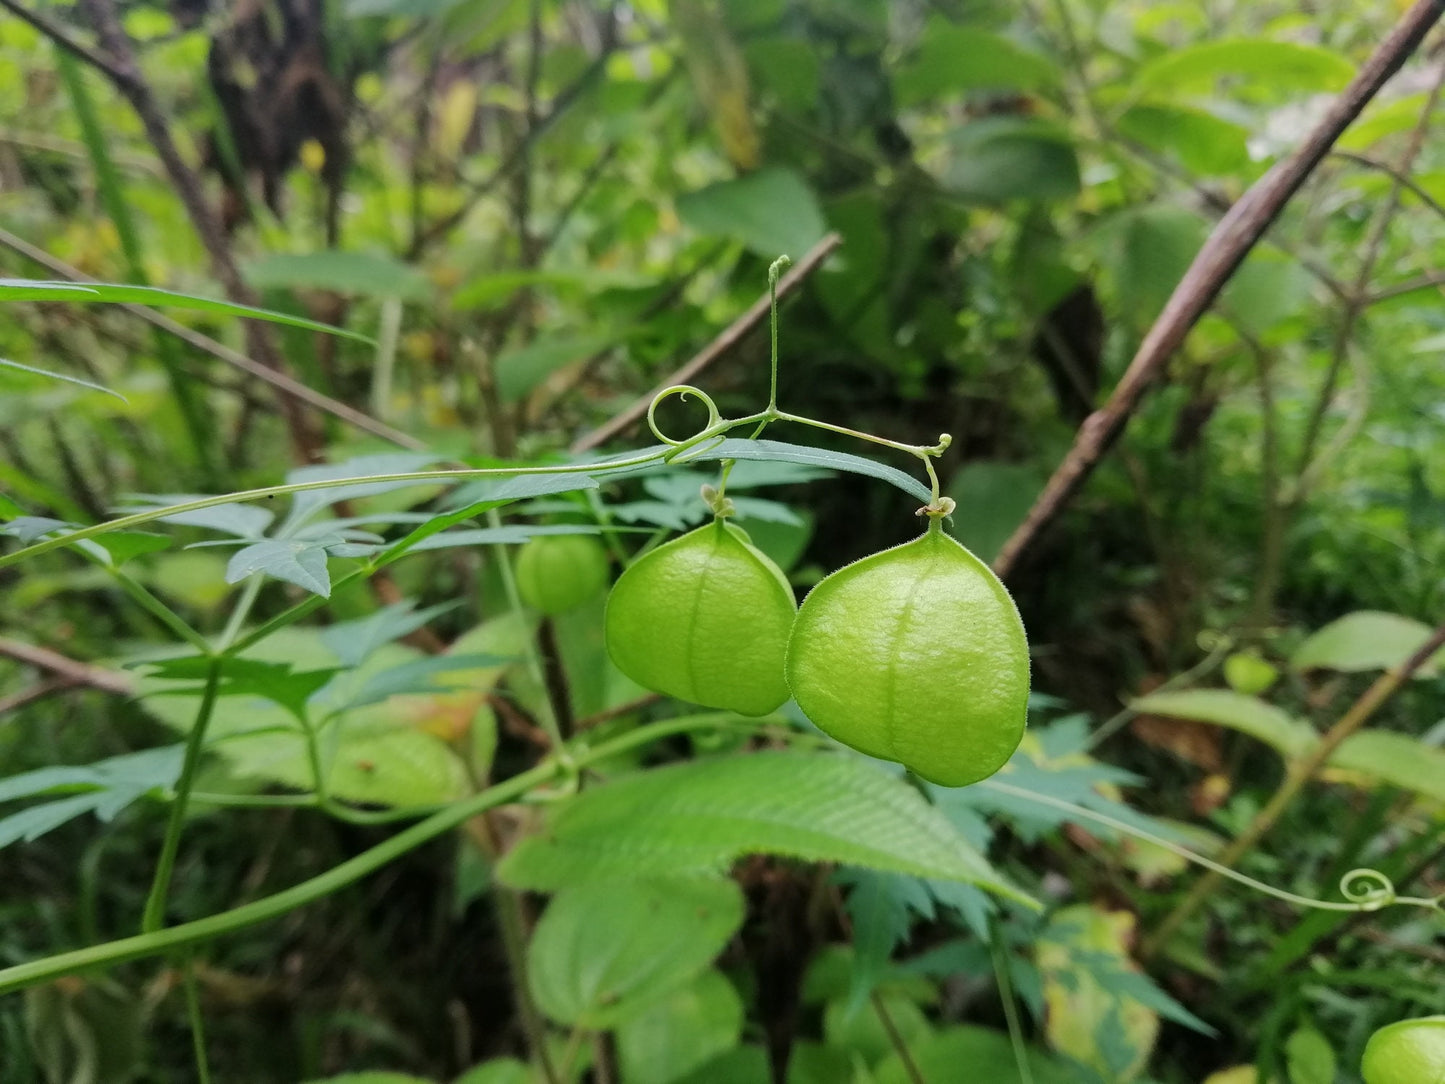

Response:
(979, 780), (1444, 917)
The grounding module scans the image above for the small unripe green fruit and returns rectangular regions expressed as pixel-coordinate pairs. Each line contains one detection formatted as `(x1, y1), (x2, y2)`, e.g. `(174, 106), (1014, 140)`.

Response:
(785, 519), (1030, 787)
(515, 534), (610, 615)
(1361, 1016), (1445, 1084)
(604, 519), (796, 716)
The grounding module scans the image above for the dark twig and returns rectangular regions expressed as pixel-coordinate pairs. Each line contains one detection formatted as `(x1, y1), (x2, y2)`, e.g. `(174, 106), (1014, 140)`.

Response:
(0, 679), (74, 716)
(1330, 148), (1445, 221)
(405, 31), (617, 260)
(0, 0), (127, 84)
(570, 233), (843, 452)
(991, 0), (1445, 579)
(0, 637), (133, 696)
(1366, 269), (1445, 304)
(0, 226), (425, 450)
(1295, 61), (1445, 485)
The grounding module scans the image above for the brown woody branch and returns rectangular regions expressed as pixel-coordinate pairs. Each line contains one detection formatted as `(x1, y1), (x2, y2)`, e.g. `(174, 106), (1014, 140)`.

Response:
(991, 0), (1445, 579)
(570, 233), (843, 453)
(0, 637), (133, 697)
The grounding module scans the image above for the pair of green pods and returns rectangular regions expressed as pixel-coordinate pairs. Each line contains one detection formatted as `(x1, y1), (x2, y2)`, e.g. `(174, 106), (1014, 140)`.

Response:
(603, 516), (1031, 788)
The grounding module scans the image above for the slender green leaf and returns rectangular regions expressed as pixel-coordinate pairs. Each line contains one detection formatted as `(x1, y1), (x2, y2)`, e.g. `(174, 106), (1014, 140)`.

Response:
(0, 357), (127, 401)
(1131, 690), (1316, 757)
(0, 279), (371, 341)
(689, 439), (932, 503)
(1291, 611), (1443, 677)
(1330, 730), (1445, 803)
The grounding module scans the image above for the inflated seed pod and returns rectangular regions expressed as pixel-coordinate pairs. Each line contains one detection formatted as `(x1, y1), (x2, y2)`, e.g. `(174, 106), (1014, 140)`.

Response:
(785, 518), (1029, 786)
(604, 518), (796, 716)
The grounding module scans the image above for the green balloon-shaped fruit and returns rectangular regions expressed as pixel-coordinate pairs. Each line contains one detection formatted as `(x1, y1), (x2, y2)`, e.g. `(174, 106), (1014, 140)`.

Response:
(515, 534), (610, 615)
(786, 518), (1030, 787)
(1361, 1016), (1445, 1084)
(604, 519), (796, 716)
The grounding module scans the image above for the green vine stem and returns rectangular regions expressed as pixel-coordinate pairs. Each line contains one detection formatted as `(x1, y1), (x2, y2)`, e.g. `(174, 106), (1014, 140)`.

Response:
(487, 506), (570, 754)
(979, 779), (1442, 916)
(0, 715), (760, 997)
(183, 956), (213, 1084)
(141, 659), (221, 933)
(989, 916), (1034, 1084)
(1141, 618), (1445, 959)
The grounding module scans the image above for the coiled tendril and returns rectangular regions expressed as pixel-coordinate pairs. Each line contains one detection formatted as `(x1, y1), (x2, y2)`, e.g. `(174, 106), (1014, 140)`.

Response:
(1340, 868), (1398, 911)
(647, 384), (728, 462)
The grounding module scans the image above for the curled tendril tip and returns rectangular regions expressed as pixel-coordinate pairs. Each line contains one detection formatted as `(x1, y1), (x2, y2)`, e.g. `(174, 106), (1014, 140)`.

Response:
(647, 384), (721, 447)
(1339, 868), (1397, 911)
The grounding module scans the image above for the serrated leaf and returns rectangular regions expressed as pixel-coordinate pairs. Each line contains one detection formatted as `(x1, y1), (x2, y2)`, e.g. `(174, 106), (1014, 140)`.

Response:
(339, 654), (513, 711)
(0, 746), (183, 805)
(90, 531), (172, 566)
(120, 495), (275, 538)
(1131, 690), (1315, 758)
(0, 745), (183, 852)
(226, 539), (333, 596)
(0, 279), (371, 341)
(319, 600), (460, 667)
(244, 251), (432, 301)
(386, 472), (599, 564)
(141, 656), (337, 721)
(497, 751), (1033, 905)
(688, 439), (932, 504)
(0, 794), (113, 851)
(283, 453), (441, 526)
(838, 870), (935, 1013)
(528, 877), (745, 1028)
(401, 522), (600, 554)
(1291, 611), (1443, 677)
(0, 356), (128, 401)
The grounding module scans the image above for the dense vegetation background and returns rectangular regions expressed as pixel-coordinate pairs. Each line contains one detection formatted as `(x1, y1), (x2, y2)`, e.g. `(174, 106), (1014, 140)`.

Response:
(0, 0), (1442, 1081)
